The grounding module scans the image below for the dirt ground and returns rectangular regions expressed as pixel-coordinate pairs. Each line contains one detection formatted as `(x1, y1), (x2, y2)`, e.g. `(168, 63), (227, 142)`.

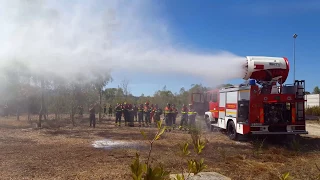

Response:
(307, 123), (320, 137)
(0, 115), (320, 180)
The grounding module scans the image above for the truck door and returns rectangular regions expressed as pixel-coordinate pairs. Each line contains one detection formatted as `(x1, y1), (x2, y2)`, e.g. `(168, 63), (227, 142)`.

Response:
(209, 91), (219, 119)
(218, 92), (226, 128)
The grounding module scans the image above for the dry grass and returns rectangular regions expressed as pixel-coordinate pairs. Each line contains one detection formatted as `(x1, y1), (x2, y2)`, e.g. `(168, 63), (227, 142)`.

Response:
(308, 119), (320, 125)
(0, 115), (320, 180)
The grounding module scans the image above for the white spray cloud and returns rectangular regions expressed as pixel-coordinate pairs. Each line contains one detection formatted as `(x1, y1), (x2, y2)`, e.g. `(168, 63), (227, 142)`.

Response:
(0, 0), (246, 85)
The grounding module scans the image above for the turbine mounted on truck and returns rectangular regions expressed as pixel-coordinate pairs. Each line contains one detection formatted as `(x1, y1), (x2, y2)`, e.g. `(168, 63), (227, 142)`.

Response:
(191, 56), (308, 140)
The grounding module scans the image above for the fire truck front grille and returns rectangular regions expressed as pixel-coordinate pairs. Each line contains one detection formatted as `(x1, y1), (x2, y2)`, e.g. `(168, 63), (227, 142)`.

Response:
(264, 103), (292, 124)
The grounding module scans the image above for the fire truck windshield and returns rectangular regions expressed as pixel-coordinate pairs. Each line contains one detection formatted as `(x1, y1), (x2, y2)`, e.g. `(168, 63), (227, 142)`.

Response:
(192, 93), (204, 103)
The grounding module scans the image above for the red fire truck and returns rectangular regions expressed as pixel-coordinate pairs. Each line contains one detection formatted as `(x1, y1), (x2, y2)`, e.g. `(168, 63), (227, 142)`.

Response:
(191, 56), (308, 140)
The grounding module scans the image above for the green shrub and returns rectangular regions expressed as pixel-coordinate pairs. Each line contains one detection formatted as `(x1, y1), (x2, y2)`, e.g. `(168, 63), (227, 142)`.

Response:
(130, 120), (170, 180)
(279, 172), (291, 180)
(129, 121), (207, 180)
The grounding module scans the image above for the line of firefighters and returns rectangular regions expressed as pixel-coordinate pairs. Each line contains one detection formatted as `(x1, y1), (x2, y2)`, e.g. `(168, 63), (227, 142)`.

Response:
(109, 102), (197, 131)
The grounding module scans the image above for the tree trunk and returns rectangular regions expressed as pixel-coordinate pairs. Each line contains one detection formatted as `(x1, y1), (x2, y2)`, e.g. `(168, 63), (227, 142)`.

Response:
(27, 112), (30, 121)
(99, 89), (102, 122)
(71, 106), (75, 126)
(38, 79), (45, 128)
(16, 106), (20, 121)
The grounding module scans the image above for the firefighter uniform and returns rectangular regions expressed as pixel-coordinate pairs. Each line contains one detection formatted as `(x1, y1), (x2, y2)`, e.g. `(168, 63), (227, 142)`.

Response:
(128, 104), (135, 127)
(78, 105), (84, 116)
(108, 105), (113, 117)
(150, 104), (155, 123)
(153, 104), (162, 123)
(188, 104), (197, 128)
(89, 104), (96, 128)
(164, 103), (173, 131)
(3, 104), (8, 117)
(144, 102), (152, 126)
(138, 104), (144, 126)
(115, 103), (123, 126)
(179, 104), (189, 130)
(172, 104), (178, 129)
(123, 102), (130, 126)
(133, 104), (138, 121)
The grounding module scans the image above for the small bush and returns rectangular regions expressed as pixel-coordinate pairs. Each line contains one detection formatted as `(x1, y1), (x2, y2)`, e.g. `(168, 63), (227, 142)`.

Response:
(289, 137), (302, 153)
(129, 121), (207, 180)
(130, 120), (170, 180)
(252, 138), (266, 157)
(279, 172), (291, 180)
(305, 106), (320, 116)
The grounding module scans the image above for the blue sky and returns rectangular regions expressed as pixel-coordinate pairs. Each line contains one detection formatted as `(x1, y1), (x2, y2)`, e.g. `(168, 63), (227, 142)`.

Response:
(107, 0), (320, 96)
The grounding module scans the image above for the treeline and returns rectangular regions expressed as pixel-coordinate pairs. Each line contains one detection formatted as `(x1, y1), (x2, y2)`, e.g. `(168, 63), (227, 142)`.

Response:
(0, 64), (223, 125)
(103, 84), (213, 109)
(306, 107), (320, 116)
(305, 86), (320, 116)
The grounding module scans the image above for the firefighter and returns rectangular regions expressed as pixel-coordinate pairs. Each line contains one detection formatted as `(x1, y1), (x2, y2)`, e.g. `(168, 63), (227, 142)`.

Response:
(138, 104), (144, 127)
(128, 103), (135, 127)
(164, 103), (173, 131)
(3, 104), (8, 117)
(179, 104), (189, 130)
(150, 104), (155, 123)
(123, 102), (130, 126)
(172, 104), (178, 129)
(144, 102), (152, 127)
(133, 104), (138, 121)
(188, 104), (197, 129)
(89, 104), (96, 128)
(153, 104), (162, 124)
(108, 105), (113, 117)
(115, 103), (123, 126)
(103, 104), (107, 114)
(78, 105), (84, 117)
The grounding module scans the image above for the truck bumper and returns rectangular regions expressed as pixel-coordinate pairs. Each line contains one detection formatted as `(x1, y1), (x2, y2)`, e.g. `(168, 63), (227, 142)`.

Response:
(251, 131), (308, 135)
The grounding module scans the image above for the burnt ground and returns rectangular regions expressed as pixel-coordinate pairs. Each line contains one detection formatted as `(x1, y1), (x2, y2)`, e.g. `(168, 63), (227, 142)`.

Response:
(0, 115), (320, 180)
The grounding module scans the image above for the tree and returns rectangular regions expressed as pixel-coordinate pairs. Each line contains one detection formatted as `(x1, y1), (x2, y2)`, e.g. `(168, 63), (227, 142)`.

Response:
(221, 83), (233, 87)
(305, 91), (311, 95)
(120, 78), (130, 100)
(178, 87), (189, 106)
(104, 88), (117, 103)
(92, 72), (112, 122)
(38, 78), (46, 127)
(313, 86), (320, 94)
(190, 84), (210, 93)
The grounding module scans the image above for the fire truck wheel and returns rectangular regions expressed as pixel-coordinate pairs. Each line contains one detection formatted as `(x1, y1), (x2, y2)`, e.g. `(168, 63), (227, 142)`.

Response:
(227, 121), (237, 140)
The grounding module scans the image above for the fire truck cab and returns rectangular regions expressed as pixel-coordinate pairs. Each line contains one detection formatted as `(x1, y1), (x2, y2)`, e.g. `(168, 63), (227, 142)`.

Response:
(191, 56), (308, 140)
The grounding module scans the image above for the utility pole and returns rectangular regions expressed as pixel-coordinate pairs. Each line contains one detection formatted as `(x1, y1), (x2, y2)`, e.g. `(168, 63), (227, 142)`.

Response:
(293, 33), (298, 83)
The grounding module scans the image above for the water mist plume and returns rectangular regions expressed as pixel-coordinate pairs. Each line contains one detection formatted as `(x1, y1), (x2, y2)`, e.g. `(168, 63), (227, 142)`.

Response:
(0, 0), (245, 85)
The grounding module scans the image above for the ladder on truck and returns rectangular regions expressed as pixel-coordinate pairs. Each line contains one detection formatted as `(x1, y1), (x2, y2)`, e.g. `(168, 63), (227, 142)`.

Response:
(294, 80), (305, 121)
